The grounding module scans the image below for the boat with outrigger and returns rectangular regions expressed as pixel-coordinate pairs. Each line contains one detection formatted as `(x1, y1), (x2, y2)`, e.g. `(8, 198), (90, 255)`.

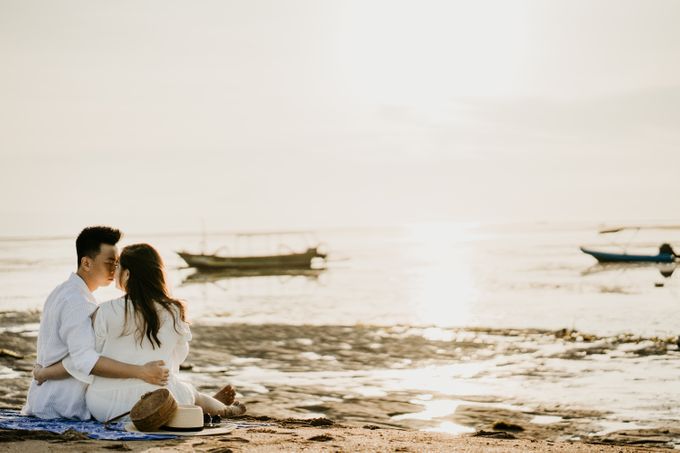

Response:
(580, 244), (677, 263)
(580, 224), (679, 265)
(177, 230), (328, 271)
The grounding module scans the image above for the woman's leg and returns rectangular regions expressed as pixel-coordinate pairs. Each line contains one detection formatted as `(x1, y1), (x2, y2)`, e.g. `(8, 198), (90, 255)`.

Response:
(193, 390), (246, 417)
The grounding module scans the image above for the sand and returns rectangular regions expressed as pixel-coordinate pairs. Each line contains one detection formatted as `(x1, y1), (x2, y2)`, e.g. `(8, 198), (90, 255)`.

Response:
(0, 420), (672, 453)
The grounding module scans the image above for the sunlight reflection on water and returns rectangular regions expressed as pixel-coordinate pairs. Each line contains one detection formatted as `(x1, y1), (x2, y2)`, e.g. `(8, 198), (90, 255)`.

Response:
(423, 421), (476, 435)
(405, 223), (479, 327)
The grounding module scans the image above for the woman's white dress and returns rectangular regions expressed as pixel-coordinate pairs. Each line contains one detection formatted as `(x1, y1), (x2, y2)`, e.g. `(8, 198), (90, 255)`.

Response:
(65, 297), (196, 422)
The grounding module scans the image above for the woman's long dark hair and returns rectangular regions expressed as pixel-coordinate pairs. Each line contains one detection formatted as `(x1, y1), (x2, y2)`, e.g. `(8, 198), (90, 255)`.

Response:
(119, 243), (187, 349)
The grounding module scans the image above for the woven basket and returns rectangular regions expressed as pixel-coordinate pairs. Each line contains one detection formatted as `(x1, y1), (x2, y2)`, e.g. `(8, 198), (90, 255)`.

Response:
(130, 388), (178, 432)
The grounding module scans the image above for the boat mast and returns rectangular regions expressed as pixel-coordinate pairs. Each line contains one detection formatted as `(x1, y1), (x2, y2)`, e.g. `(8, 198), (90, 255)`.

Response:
(200, 219), (207, 254)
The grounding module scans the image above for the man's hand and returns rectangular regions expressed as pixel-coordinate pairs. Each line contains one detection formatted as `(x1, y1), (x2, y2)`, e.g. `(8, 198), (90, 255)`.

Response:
(33, 364), (46, 386)
(138, 360), (169, 386)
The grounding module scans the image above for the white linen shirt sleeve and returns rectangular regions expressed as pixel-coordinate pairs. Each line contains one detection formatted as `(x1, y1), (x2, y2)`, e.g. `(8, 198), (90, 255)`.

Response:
(58, 297), (100, 378)
(62, 307), (103, 385)
(92, 305), (108, 352)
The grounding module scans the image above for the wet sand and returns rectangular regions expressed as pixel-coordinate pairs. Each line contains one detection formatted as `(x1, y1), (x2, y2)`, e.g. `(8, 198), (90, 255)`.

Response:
(0, 310), (677, 451)
(0, 424), (672, 453)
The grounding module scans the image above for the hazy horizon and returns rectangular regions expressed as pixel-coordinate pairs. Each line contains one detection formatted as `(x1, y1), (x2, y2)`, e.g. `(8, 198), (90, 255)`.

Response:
(3, 0), (680, 237)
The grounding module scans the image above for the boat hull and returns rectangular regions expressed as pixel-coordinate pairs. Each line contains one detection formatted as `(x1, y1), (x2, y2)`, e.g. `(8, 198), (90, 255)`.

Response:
(177, 248), (325, 270)
(580, 247), (675, 263)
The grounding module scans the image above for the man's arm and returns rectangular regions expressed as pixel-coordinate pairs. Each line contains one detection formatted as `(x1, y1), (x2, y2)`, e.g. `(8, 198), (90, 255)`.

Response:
(58, 302), (101, 379)
(35, 358), (169, 385)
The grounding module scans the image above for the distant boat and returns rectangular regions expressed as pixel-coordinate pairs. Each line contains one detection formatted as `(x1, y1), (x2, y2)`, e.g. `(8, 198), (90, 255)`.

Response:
(177, 247), (326, 270)
(580, 246), (676, 263)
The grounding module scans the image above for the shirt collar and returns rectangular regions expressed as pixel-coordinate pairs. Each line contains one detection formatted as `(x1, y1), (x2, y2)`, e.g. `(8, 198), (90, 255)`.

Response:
(68, 272), (97, 303)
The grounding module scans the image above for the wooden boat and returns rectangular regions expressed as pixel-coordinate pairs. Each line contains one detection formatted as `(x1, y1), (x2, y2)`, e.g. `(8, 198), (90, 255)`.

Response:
(177, 246), (326, 270)
(580, 246), (676, 263)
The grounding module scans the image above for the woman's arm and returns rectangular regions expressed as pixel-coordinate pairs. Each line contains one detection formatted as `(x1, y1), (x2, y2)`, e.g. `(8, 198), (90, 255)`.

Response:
(33, 361), (70, 385)
(35, 358), (169, 385)
(91, 357), (169, 383)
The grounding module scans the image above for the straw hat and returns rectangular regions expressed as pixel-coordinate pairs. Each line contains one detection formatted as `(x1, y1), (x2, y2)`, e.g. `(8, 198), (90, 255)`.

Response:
(130, 388), (178, 432)
(164, 405), (204, 432)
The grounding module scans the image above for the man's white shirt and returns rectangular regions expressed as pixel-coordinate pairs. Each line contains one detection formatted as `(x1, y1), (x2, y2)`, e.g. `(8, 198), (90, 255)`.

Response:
(21, 273), (100, 419)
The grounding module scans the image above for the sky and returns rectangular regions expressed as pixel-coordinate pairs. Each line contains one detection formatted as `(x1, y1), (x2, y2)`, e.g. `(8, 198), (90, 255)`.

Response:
(2, 0), (680, 236)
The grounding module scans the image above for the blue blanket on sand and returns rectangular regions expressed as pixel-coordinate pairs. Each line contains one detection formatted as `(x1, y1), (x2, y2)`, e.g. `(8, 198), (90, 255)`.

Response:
(0, 409), (176, 440)
(0, 409), (272, 441)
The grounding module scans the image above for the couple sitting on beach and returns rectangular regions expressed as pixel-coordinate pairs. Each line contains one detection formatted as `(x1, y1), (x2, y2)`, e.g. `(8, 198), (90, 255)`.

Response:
(22, 226), (246, 422)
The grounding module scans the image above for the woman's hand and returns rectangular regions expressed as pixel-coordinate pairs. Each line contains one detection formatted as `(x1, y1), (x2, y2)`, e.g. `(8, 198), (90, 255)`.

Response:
(138, 360), (169, 386)
(33, 364), (47, 385)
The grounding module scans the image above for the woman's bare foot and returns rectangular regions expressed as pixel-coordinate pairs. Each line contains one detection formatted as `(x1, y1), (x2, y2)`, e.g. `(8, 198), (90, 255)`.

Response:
(220, 401), (246, 417)
(213, 384), (236, 405)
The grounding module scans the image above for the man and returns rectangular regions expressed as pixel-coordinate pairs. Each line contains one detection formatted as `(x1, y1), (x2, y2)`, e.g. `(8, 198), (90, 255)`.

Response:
(22, 226), (169, 420)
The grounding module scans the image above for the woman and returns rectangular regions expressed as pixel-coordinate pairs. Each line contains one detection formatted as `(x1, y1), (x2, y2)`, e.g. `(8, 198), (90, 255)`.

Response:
(35, 243), (245, 422)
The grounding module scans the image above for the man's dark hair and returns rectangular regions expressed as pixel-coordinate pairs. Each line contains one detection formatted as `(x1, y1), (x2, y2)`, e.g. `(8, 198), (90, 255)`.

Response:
(76, 226), (122, 268)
